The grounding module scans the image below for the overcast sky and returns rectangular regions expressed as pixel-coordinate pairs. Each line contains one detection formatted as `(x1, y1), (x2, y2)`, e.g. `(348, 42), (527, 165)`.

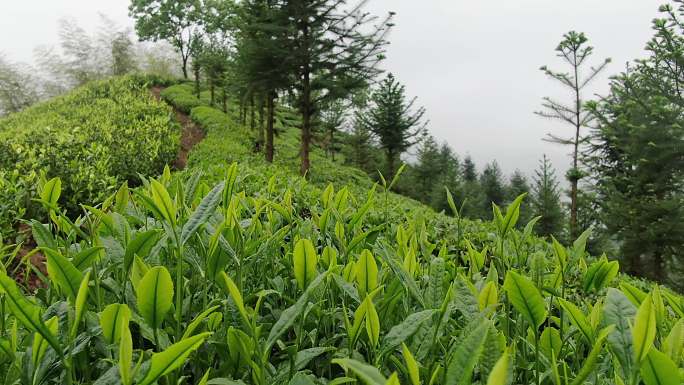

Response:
(0, 0), (665, 178)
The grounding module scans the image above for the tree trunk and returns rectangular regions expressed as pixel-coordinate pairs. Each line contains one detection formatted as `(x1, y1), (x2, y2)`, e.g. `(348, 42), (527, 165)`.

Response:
(222, 88), (227, 113)
(300, 21), (312, 177)
(570, 178), (578, 238)
(194, 66), (200, 98)
(182, 55), (189, 79)
(570, 56), (581, 240)
(301, 99), (311, 176)
(256, 98), (265, 152)
(266, 92), (275, 163)
(250, 95), (256, 131)
(209, 80), (215, 106)
(386, 150), (396, 183)
(330, 129), (335, 162)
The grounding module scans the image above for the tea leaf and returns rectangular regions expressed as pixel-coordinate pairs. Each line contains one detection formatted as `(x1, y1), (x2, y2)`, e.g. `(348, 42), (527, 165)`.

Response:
(334, 358), (387, 385)
(504, 271), (547, 328)
(138, 332), (211, 385)
(632, 293), (656, 364)
(43, 247), (83, 301)
(137, 266), (174, 329)
(444, 321), (490, 385)
(181, 181), (224, 244)
(100, 303), (131, 345)
(293, 238), (319, 290)
(640, 348), (680, 385)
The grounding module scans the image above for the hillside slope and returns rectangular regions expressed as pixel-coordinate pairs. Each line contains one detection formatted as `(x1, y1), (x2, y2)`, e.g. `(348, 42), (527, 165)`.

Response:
(0, 75), (179, 239)
(0, 78), (681, 385)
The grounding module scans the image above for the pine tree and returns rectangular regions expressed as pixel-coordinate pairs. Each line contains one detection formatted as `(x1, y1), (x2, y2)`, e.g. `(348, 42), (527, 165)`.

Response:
(347, 119), (380, 174)
(531, 155), (564, 238)
(233, 0), (292, 162)
(507, 170), (531, 226)
(410, 134), (440, 199)
(357, 73), (427, 180)
(428, 143), (460, 212)
(281, 0), (393, 176)
(319, 100), (347, 161)
(462, 155), (477, 182)
(536, 31), (610, 238)
(479, 161), (506, 219)
(459, 155), (481, 218)
(586, 4), (684, 285)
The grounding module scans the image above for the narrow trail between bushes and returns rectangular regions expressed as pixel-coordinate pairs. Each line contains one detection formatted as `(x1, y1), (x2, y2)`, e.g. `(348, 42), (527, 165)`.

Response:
(151, 86), (205, 169)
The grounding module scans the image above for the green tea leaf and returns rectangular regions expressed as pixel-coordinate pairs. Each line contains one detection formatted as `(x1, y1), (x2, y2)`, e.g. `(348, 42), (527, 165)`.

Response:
(632, 293), (656, 364)
(380, 309), (437, 356)
(137, 266), (174, 329)
(149, 179), (176, 226)
(557, 298), (594, 344)
(640, 348), (680, 385)
(504, 271), (547, 329)
(356, 249), (378, 298)
(444, 321), (490, 385)
(604, 288), (636, 376)
(181, 181), (224, 244)
(265, 272), (327, 353)
(402, 343), (420, 385)
(100, 303), (131, 345)
(333, 358), (387, 385)
(124, 229), (162, 272)
(43, 247), (83, 301)
(70, 270), (91, 339)
(32, 315), (59, 368)
(0, 271), (61, 353)
(293, 238), (319, 291)
(138, 332), (211, 385)
(486, 347), (511, 385)
(40, 177), (61, 210)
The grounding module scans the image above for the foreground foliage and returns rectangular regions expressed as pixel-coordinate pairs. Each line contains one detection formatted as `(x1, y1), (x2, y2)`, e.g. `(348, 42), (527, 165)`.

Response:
(0, 162), (682, 384)
(0, 75), (178, 240)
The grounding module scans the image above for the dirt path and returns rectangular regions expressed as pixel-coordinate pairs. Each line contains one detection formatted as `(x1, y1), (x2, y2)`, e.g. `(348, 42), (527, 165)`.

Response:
(151, 86), (205, 169)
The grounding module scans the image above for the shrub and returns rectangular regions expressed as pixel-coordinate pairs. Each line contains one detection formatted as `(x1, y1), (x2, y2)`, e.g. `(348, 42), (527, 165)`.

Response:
(160, 83), (208, 113)
(0, 75), (179, 238)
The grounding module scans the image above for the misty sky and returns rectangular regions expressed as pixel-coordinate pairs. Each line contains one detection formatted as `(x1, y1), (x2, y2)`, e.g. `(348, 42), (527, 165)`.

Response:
(0, 0), (665, 178)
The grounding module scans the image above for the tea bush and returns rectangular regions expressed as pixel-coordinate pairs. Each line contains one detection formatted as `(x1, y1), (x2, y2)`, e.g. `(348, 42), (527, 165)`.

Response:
(0, 76), (179, 239)
(0, 82), (681, 385)
(0, 168), (681, 385)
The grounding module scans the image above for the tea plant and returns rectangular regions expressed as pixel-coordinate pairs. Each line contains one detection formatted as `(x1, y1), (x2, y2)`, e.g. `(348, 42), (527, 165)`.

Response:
(0, 75), (179, 240)
(0, 164), (681, 385)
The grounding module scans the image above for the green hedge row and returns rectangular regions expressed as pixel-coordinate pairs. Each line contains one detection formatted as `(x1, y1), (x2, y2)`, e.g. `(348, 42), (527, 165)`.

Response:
(0, 75), (179, 240)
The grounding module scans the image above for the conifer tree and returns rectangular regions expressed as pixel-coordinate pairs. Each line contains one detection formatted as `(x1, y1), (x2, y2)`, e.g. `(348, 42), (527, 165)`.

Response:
(462, 155), (477, 182)
(233, 0), (292, 162)
(507, 170), (531, 226)
(586, 4), (684, 285)
(357, 73), (426, 179)
(459, 155), (481, 218)
(320, 100), (347, 161)
(479, 161), (506, 219)
(428, 143), (460, 212)
(531, 155), (564, 238)
(536, 31), (610, 238)
(282, 0), (394, 176)
(411, 134), (440, 199)
(345, 117), (377, 174)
